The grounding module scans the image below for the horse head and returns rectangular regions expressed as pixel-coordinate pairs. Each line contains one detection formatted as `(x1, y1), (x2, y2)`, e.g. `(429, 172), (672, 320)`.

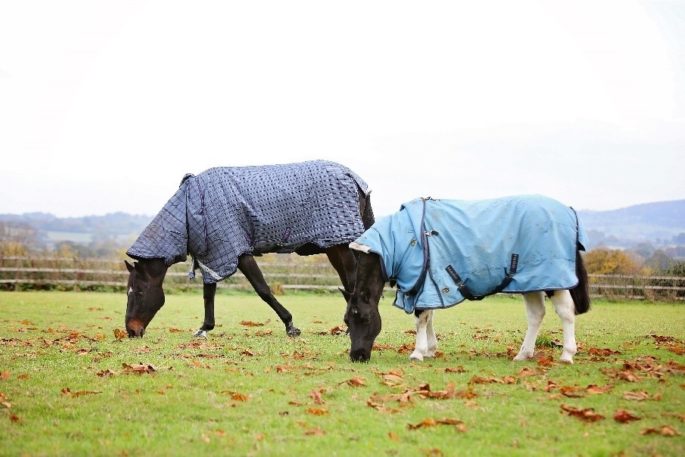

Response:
(124, 259), (168, 337)
(344, 251), (385, 362)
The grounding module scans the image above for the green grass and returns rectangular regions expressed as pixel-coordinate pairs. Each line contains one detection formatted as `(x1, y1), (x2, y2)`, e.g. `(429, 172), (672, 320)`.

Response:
(1, 291), (684, 456)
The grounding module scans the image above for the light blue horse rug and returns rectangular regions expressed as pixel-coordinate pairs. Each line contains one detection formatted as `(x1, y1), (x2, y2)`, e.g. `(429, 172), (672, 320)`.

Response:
(350, 195), (587, 313)
(128, 160), (370, 284)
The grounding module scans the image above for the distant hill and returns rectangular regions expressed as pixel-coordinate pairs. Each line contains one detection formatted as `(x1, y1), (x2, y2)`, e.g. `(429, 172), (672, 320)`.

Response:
(2, 199), (684, 252)
(0, 212), (152, 246)
(578, 200), (685, 248)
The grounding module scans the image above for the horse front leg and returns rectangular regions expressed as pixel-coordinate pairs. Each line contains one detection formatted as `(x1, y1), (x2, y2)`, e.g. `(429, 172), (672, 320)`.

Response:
(410, 310), (433, 361)
(514, 292), (545, 361)
(238, 255), (301, 337)
(194, 282), (217, 338)
(551, 289), (577, 364)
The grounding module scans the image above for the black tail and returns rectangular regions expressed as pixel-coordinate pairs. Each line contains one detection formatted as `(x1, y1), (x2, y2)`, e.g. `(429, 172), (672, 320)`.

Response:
(360, 191), (375, 229)
(570, 249), (590, 315)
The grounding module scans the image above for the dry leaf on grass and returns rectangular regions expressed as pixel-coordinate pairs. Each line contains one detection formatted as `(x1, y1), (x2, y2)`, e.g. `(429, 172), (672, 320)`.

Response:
(113, 329), (126, 341)
(614, 409), (641, 423)
(560, 404), (605, 422)
(640, 425), (679, 436)
(306, 407), (328, 416)
(61, 387), (101, 397)
(407, 417), (466, 432)
(239, 320), (264, 327)
(341, 377), (366, 387)
(122, 363), (156, 374)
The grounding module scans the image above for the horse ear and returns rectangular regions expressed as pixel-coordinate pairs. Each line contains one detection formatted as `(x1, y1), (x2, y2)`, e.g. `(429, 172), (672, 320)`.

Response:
(125, 260), (135, 273)
(339, 287), (351, 302)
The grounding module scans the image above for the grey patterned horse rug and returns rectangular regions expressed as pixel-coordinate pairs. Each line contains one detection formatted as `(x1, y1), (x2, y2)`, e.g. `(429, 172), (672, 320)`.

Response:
(128, 160), (370, 283)
(350, 195), (587, 313)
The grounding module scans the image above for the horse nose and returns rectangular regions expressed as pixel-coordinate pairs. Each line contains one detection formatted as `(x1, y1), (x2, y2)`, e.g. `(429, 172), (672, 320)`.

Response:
(126, 320), (145, 338)
(349, 348), (370, 363)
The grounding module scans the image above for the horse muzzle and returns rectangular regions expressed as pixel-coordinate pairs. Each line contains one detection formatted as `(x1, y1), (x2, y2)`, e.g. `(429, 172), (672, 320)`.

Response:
(349, 348), (371, 363)
(126, 319), (146, 338)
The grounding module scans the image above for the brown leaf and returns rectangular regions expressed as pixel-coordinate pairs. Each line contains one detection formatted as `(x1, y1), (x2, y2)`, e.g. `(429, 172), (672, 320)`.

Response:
(537, 355), (555, 367)
(96, 369), (116, 378)
(614, 409), (640, 423)
(0, 371), (10, 381)
(640, 425), (679, 436)
(560, 404), (605, 422)
(469, 375), (499, 385)
(228, 392), (248, 402)
(309, 389), (325, 405)
(9, 413), (20, 423)
(306, 407), (328, 416)
(168, 327), (184, 333)
(408, 417), (465, 431)
(61, 387), (101, 397)
(586, 384), (613, 395)
(304, 427), (325, 436)
(122, 363), (156, 374)
(445, 366), (466, 373)
(343, 377), (366, 387)
(623, 390), (651, 401)
(255, 329), (273, 337)
(588, 347), (621, 357)
(517, 367), (539, 378)
(240, 320), (264, 327)
(329, 325), (346, 335)
(382, 372), (405, 387)
(240, 349), (255, 357)
(113, 328), (126, 341)
(560, 386), (585, 398)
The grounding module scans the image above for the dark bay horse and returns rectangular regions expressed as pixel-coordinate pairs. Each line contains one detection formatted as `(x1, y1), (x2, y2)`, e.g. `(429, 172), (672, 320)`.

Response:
(344, 195), (590, 363)
(124, 160), (374, 338)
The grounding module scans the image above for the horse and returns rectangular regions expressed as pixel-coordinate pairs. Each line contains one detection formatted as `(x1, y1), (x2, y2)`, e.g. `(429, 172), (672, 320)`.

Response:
(343, 195), (590, 363)
(124, 160), (374, 338)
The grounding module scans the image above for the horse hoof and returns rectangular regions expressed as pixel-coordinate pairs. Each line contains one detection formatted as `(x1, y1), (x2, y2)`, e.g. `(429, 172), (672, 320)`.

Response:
(409, 351), (424, 361)
(287, 327), (301, 337)
(513, 352), (533, 361)
(560, 354), (574, 364)
(194, 330), (208, 339)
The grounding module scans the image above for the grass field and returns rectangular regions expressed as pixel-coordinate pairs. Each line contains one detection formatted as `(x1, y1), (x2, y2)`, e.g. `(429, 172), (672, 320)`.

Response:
(1, 291), (684, 456)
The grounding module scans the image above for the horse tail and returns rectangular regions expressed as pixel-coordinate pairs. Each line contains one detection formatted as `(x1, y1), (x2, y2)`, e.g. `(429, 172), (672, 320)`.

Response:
(360, 191), (375, 229)
(570, 249), (590, 315)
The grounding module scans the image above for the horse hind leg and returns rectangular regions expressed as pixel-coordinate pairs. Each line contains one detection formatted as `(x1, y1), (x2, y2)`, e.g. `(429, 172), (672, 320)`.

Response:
(410, 310), (434, 361)
(425, 310), (438, 357)
(551, 289), (577, 364)
(514, 292), (546, 361)
(238, 255), (301, 337)
(194, 282), (217, 338)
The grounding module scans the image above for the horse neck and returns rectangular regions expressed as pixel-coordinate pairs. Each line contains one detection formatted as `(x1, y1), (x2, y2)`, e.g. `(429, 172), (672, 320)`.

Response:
(142, 258), (169, 285)
(356, 252), (385, 299)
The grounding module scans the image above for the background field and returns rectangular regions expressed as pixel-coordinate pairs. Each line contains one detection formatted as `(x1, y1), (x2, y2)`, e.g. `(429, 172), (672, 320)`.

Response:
(1, 291), (684, 456)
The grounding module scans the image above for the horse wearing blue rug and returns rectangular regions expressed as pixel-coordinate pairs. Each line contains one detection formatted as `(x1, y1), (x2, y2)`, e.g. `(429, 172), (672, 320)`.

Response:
(124, 160), (374, 339)
(344, 195), (590, 363)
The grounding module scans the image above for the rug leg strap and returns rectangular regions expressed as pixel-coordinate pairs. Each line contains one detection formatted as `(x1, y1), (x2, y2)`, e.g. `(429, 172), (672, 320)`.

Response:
(446, 254), (519, 301)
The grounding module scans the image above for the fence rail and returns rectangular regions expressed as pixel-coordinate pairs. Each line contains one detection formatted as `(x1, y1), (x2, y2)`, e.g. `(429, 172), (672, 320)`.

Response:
(1, 256), (684, 300)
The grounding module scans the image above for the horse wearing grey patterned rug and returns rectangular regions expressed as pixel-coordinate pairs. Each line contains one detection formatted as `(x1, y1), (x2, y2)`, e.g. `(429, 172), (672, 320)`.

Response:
(124, 160), (374, 338)
(343, 195), (590, 363)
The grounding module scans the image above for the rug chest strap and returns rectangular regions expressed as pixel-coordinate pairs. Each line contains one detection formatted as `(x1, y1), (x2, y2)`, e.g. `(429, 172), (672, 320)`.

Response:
(445, 253), (519, 301)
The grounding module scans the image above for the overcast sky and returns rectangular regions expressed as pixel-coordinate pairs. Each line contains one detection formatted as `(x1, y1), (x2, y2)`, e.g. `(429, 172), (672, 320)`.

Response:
(1, 1), (683, 218)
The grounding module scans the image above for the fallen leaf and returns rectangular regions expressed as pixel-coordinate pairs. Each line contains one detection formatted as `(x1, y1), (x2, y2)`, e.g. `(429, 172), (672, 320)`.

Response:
(306, 407), (328, 416)
(537, 356), (555, 367)
(304, 427), (325, 436)
(588, 347), (621, 357)
(329, 325), (346, 335)
(469, 376), (499, 385)
(240, 349), (255, 357)
(228, 392), (248, 402)
(382, 372), (405, 387)
(61, 387), (101, 397)
(388, 431), (400, 441)
(113, 329), (126, 341)
(586, 384), (613, 395)
(0, 371), (10, 381)
(168, 327), (184, 333)
(122, 363), (156, 374)
(408, 417), (465, 431)
(96, 369), (116, 378)
(623, 391), (651, 401)
(255, 329), (273, 337)
(640, 425), (679, 436)
(560, 386), (585, 398)
(343, 377), (366, 387)
(560, 404), (605, 422)
(240, 320), (264, 327)
(445, 366), (466, 373)
(614, 409), (641, 423)
(10, 413), (20, 423)
(309, 389), (325, 405)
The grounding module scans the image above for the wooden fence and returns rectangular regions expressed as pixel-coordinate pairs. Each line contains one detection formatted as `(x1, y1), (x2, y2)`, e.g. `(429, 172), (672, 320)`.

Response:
(1, 256), (684, 301)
